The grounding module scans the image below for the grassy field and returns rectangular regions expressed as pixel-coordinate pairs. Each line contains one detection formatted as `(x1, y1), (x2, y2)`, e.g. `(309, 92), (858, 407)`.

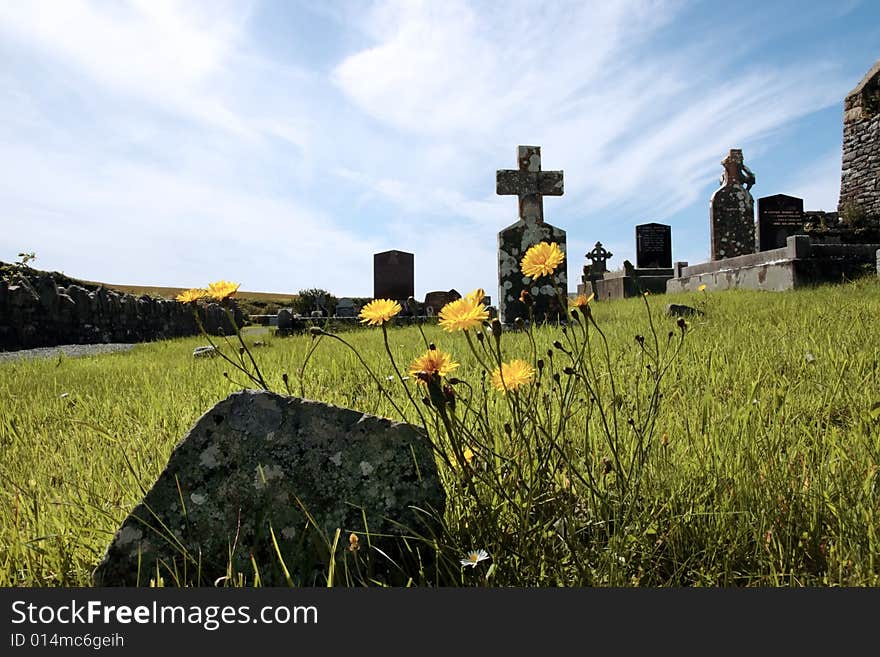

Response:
(1, 278), (878, 586)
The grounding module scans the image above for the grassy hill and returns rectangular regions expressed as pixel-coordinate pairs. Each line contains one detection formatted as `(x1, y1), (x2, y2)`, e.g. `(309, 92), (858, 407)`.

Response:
(79, 281), (299, 316)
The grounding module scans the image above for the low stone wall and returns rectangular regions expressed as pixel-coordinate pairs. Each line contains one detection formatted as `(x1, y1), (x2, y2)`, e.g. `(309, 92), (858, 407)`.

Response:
(0, 264), (242, 351)
(666, 236), (880, 293)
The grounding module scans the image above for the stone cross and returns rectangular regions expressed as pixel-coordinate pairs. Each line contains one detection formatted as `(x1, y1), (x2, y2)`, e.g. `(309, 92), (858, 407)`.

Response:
(495, 145), (568, 324)
(586, 241), (613, 274)
(496, 145), (564, 223)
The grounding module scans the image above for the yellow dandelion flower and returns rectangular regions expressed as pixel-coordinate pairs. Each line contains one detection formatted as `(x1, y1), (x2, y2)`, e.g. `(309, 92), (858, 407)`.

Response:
(698, 284), (708, 292)
(359, 298), (401, 325)
(176, 288), (206, 303)
(520, 242), (564, 279)
(206, 280), (240, 301)
(463, 446), (475, 465)
(438, 287), (489, 332)
(491, 359), (536, 393)
(408, 347), (460, 381)
(568, 292), (594, 309)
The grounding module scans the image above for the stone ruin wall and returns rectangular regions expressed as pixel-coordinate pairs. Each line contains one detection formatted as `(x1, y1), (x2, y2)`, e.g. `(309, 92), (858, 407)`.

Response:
(839, 60), (880, 221)
(0, 263), (242, 351)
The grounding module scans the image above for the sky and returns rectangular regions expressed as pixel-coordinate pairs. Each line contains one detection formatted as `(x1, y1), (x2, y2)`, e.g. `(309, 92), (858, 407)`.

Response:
(1, 0), (878, 299)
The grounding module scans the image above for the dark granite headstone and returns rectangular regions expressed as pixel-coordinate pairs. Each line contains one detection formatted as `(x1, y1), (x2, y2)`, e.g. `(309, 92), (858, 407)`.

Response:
(636, 223), (672, 269)
(423, 290), (461, 316)
(496, 145), (567, 324)
(757, 194), (805, 251)
(710, 149), (756, 260)
(373, 250), (414, 301)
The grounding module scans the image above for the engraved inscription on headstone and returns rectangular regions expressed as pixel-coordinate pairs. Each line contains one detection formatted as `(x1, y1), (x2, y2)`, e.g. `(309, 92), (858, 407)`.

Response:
(635, 223), (672, 269)
(757, 194), (805, 251)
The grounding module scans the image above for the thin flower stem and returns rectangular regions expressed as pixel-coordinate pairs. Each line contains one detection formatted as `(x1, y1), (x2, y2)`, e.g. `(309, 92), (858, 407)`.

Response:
(191, 306), (263, 388)
(313, 331), (408, 421)
(381, 323), (429, 430)
(298, 334), (324, 398)
(224, 305), (268, 389)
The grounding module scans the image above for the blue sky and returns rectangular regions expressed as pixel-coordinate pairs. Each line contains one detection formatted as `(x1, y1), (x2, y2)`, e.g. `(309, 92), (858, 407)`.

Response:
(1, 0), (878, 298)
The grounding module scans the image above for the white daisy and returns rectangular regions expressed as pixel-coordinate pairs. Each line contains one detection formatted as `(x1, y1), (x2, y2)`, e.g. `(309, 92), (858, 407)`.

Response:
(460, 549), (490, 568)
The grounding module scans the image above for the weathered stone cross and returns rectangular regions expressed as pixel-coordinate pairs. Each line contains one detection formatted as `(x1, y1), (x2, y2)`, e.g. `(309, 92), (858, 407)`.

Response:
(496, 145), (564, 223)
(586, 241), (613, 273)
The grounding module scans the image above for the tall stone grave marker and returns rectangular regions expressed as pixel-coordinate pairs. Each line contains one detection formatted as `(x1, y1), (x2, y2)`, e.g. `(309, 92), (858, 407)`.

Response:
(373, 250), (414, 301)
(757, 194), (805, 251)
(710, 149), (756, 260)
(496, 145), (567, 323)
(635, 223), (672, 269)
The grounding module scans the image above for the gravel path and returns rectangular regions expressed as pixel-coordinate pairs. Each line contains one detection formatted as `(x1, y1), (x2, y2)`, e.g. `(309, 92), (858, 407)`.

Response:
(0, 343), (138, 363)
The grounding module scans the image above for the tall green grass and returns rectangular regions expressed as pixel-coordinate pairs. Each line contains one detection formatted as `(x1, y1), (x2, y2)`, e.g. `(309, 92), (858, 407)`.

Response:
(1, 278), (878, 586)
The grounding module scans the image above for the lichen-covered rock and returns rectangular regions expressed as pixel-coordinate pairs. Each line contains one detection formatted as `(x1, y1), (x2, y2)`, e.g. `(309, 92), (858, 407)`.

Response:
(664, 303), (704, 318)
(92, 390), (446, 586)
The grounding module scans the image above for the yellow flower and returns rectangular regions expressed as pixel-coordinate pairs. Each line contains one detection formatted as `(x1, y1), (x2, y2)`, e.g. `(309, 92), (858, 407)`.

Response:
(520, 242), (564, 279)
(491, 359), (536, 393)
(698, 284), (708, 292)
(438, 288), (489, 332)
(206, 280), (240, 301)
(409, 347), (459, 381)
(463, 446), (475, 465)
(176, 288), (206, 303)
(359, 298), (401, 325)
(568, 292), (594, 309)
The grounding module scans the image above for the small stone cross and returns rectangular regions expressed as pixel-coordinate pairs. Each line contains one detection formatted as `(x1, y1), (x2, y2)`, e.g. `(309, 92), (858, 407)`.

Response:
(496, 145), (564, 223)
(586, 241), (613, 274)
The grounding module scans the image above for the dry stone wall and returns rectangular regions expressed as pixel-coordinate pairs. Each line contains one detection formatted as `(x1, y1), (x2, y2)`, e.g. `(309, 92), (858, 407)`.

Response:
(0, 263), (241, 350)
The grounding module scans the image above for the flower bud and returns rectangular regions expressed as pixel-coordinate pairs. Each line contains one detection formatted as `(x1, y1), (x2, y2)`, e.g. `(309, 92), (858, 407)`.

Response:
(491, 318), (503, 338)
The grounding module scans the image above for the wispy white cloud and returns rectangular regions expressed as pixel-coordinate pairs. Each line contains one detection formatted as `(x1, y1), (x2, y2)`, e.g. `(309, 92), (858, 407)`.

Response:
(784, 151), (843, 212)
(0, 0), (871, 298)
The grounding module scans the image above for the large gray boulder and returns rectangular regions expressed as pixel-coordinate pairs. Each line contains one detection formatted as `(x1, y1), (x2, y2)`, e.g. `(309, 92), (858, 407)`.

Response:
(93, 390), (445, 586)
